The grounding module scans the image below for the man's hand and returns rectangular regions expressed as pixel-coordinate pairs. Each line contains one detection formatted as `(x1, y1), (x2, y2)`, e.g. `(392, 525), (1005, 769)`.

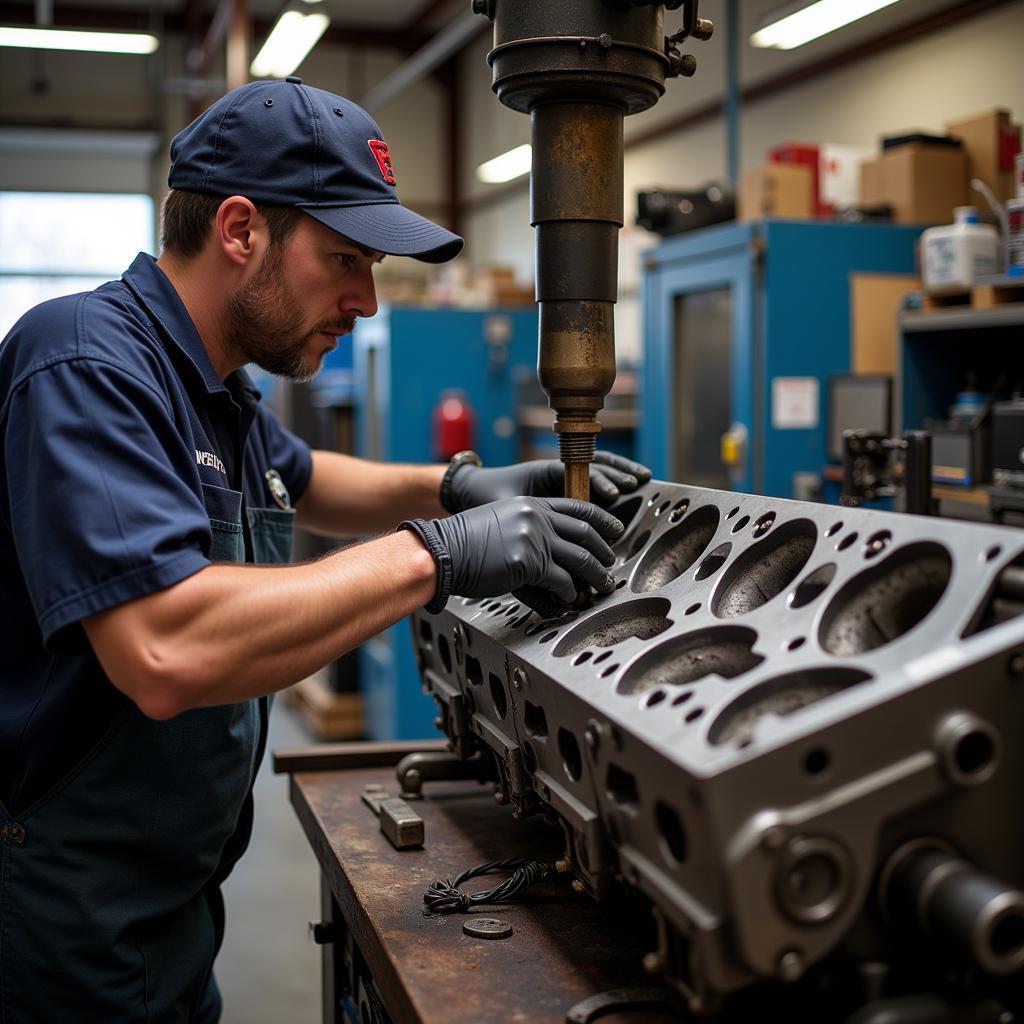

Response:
(444, 452), (652, 512)
(403, 496), (623, 611)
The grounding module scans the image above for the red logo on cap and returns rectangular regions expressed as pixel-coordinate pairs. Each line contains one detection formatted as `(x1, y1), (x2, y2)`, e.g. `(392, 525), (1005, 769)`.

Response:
(368, 140), (397, 185)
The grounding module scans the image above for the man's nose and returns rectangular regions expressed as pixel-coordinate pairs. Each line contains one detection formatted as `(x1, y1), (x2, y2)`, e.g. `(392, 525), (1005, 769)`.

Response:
(342, 268), (378, 319)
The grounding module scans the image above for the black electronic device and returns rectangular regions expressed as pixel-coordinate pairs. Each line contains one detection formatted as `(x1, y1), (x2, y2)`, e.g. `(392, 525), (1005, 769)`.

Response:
(992, 399), (1024, 487)
(925, 393), (994, 488)
(636, 184), (735, 237)
(827, 374), (892, 463)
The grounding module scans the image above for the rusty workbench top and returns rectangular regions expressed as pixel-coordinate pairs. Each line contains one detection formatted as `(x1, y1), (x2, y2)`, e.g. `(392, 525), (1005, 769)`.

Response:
(288, 765), (659, 1024)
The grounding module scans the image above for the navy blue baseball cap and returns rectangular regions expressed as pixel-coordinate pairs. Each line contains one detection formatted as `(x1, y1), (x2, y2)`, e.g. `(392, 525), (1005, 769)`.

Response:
(168, 77), (463, 263)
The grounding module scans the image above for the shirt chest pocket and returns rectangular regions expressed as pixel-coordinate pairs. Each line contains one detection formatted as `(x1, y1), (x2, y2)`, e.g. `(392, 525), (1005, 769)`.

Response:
(201, 482), (245, 564)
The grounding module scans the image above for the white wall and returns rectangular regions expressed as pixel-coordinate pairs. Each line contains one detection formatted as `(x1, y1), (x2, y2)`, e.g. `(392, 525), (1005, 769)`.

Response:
(459, 2), (1024, 364)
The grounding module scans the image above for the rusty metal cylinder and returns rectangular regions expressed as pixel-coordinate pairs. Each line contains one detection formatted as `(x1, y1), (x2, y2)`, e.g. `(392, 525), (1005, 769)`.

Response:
(484, 0), (672, 501)
(533, 102), (620, 477)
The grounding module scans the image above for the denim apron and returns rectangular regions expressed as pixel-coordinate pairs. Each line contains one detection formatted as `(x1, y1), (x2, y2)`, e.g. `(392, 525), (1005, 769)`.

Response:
(0, 489), (295, 1023)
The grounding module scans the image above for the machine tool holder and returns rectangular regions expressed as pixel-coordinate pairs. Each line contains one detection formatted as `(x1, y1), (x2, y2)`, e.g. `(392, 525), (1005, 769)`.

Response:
(413, 480), (1024, 1015)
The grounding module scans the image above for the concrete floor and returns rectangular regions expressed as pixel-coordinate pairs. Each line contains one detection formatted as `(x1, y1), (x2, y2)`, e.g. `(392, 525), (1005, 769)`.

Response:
(216, 699), (324, 1024)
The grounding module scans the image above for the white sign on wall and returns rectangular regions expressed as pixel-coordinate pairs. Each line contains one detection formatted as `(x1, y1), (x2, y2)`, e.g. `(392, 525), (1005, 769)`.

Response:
(772, 376), (820, 429)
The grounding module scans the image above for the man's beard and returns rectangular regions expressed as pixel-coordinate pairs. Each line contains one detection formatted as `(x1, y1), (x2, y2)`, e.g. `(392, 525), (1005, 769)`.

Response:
(224, 245), (354, 383)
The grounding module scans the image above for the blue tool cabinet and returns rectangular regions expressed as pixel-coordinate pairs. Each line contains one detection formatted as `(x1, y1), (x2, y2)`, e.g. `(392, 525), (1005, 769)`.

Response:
(639, 220), (922, 497)
(352, 305), (539, 739)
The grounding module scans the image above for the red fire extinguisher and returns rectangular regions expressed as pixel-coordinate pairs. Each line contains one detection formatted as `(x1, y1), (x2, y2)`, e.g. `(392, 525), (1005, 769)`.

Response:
(433, 389), (477, 461)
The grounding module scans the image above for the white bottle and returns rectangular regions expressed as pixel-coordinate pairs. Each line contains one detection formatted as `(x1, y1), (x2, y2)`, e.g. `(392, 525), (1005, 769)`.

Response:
(921, 206), (1000, 295)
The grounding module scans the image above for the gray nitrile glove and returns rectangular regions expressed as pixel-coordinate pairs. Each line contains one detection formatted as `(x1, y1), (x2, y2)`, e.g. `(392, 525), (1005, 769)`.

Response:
(443, 452), (652, 512)
(400, 497), (623, 614)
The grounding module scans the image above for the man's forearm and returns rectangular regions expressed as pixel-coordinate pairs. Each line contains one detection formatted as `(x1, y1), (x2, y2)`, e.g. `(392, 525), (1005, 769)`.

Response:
(296, 450), (447, 536)
(83, 530), (437, 718)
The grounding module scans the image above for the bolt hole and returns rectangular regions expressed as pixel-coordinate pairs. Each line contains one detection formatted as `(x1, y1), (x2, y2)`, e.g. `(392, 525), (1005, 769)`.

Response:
(574, 651), (592, 665)
(438, 634), (452, 673)
(732, 514), (751, 533)
(684, 602), (701, 615)
(753, 512), (776, 537)
(986, 545), (1003, 562)
(837, 532), (859, 552)
(955, 730), (996, 776)
(787, 637), (806, 651)
(655, 500), (671, 516)
(684, 707), (704, 724)
(646, 689), (666, 708)
(726, 506), (739, 520)
(803, 748), (830, 775)
(647, 491), (662, 507)
(825, 521), (843, 537)
(864, 530), (892, 559)
(615, 578), (627, 590)
(990, 913), (1024, 958)
(600, 663), (620, 678)
(671, 691), (692, 706)
(540, 630), (558, 643)
(594, 651), (613, 665)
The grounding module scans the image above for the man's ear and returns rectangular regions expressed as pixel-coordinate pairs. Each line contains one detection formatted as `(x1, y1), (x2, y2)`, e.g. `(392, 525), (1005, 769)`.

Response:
(215, 196), (268, 268)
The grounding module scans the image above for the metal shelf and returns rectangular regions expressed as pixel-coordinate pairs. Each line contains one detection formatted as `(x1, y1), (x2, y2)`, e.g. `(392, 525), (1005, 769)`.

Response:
(900, 303), (1024, 333)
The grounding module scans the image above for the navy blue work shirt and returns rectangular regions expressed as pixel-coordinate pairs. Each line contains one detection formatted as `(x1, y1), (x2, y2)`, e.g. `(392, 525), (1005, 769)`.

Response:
(0, 252), (313, 815)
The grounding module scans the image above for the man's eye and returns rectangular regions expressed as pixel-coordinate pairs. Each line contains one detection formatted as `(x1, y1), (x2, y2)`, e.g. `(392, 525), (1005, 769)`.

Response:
(335, 254), (357, 269)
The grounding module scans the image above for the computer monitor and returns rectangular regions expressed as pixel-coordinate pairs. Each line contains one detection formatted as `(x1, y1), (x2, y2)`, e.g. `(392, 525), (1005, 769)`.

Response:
(827, 375), (893, 462)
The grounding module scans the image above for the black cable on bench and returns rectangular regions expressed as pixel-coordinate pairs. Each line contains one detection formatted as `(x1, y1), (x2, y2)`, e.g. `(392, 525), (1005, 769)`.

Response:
(423, 858), (559, 913)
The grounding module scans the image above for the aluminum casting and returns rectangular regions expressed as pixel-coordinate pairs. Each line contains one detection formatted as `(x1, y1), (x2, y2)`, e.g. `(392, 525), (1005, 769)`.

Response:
(413, 481), (1024, 1016)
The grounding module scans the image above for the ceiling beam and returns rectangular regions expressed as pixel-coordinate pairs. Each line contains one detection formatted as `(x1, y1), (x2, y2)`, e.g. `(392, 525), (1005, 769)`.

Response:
(360, 13), (486, 111)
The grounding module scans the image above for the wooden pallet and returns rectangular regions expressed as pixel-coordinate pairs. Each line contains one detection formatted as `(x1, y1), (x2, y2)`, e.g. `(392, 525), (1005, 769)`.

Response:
(284, 675), (363, 741)
(922, 278), (1024, 311)
(972, 278), (1024, 309)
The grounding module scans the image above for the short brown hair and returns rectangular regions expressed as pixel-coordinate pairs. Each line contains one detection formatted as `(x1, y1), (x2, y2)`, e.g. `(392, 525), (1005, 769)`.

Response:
(160, 189), (303, 258)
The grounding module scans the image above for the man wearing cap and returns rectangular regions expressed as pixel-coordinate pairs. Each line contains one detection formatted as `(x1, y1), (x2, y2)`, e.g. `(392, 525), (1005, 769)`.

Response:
(0, 79), (649, 1021)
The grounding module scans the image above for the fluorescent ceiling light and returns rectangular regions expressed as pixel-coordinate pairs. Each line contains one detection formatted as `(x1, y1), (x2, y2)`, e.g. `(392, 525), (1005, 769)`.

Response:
(0, 25), (158, 54)
(476, 144), (532, 185)
(751, 0), (904, 50)
(250, 6), (329, 79)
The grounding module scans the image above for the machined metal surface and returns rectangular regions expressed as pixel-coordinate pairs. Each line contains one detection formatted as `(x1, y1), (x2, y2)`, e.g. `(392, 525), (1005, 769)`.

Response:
(414, 480), (1024, 1012)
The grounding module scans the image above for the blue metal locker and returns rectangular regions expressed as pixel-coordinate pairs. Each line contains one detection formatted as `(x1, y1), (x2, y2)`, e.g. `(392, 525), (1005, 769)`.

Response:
(352, 305), (540, 739)
(639, 220), (922, 498)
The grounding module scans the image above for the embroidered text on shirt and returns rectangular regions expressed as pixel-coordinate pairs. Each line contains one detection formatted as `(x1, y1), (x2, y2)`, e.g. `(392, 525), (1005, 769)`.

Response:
(195, 449), (227, 476)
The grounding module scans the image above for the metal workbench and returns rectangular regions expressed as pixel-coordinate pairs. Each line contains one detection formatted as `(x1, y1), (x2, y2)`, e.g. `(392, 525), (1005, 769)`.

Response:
(275, 743), (668, 1024)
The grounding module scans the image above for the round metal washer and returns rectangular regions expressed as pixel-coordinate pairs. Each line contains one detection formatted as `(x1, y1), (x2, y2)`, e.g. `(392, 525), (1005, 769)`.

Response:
(463, 918), (513, 940)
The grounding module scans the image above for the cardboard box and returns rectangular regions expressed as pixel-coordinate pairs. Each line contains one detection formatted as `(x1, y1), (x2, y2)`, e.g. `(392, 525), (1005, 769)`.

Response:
(740, 163), (814, 221)
(945, 109), (1022, 202)
(769, 143), (826, 214)
(859, 144), (968, 223)
(850, 272), (920, 376)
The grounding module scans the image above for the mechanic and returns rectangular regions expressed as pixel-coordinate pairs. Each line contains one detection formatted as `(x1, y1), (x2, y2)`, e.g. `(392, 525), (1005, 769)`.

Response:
(0, 78), (649, 1022)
